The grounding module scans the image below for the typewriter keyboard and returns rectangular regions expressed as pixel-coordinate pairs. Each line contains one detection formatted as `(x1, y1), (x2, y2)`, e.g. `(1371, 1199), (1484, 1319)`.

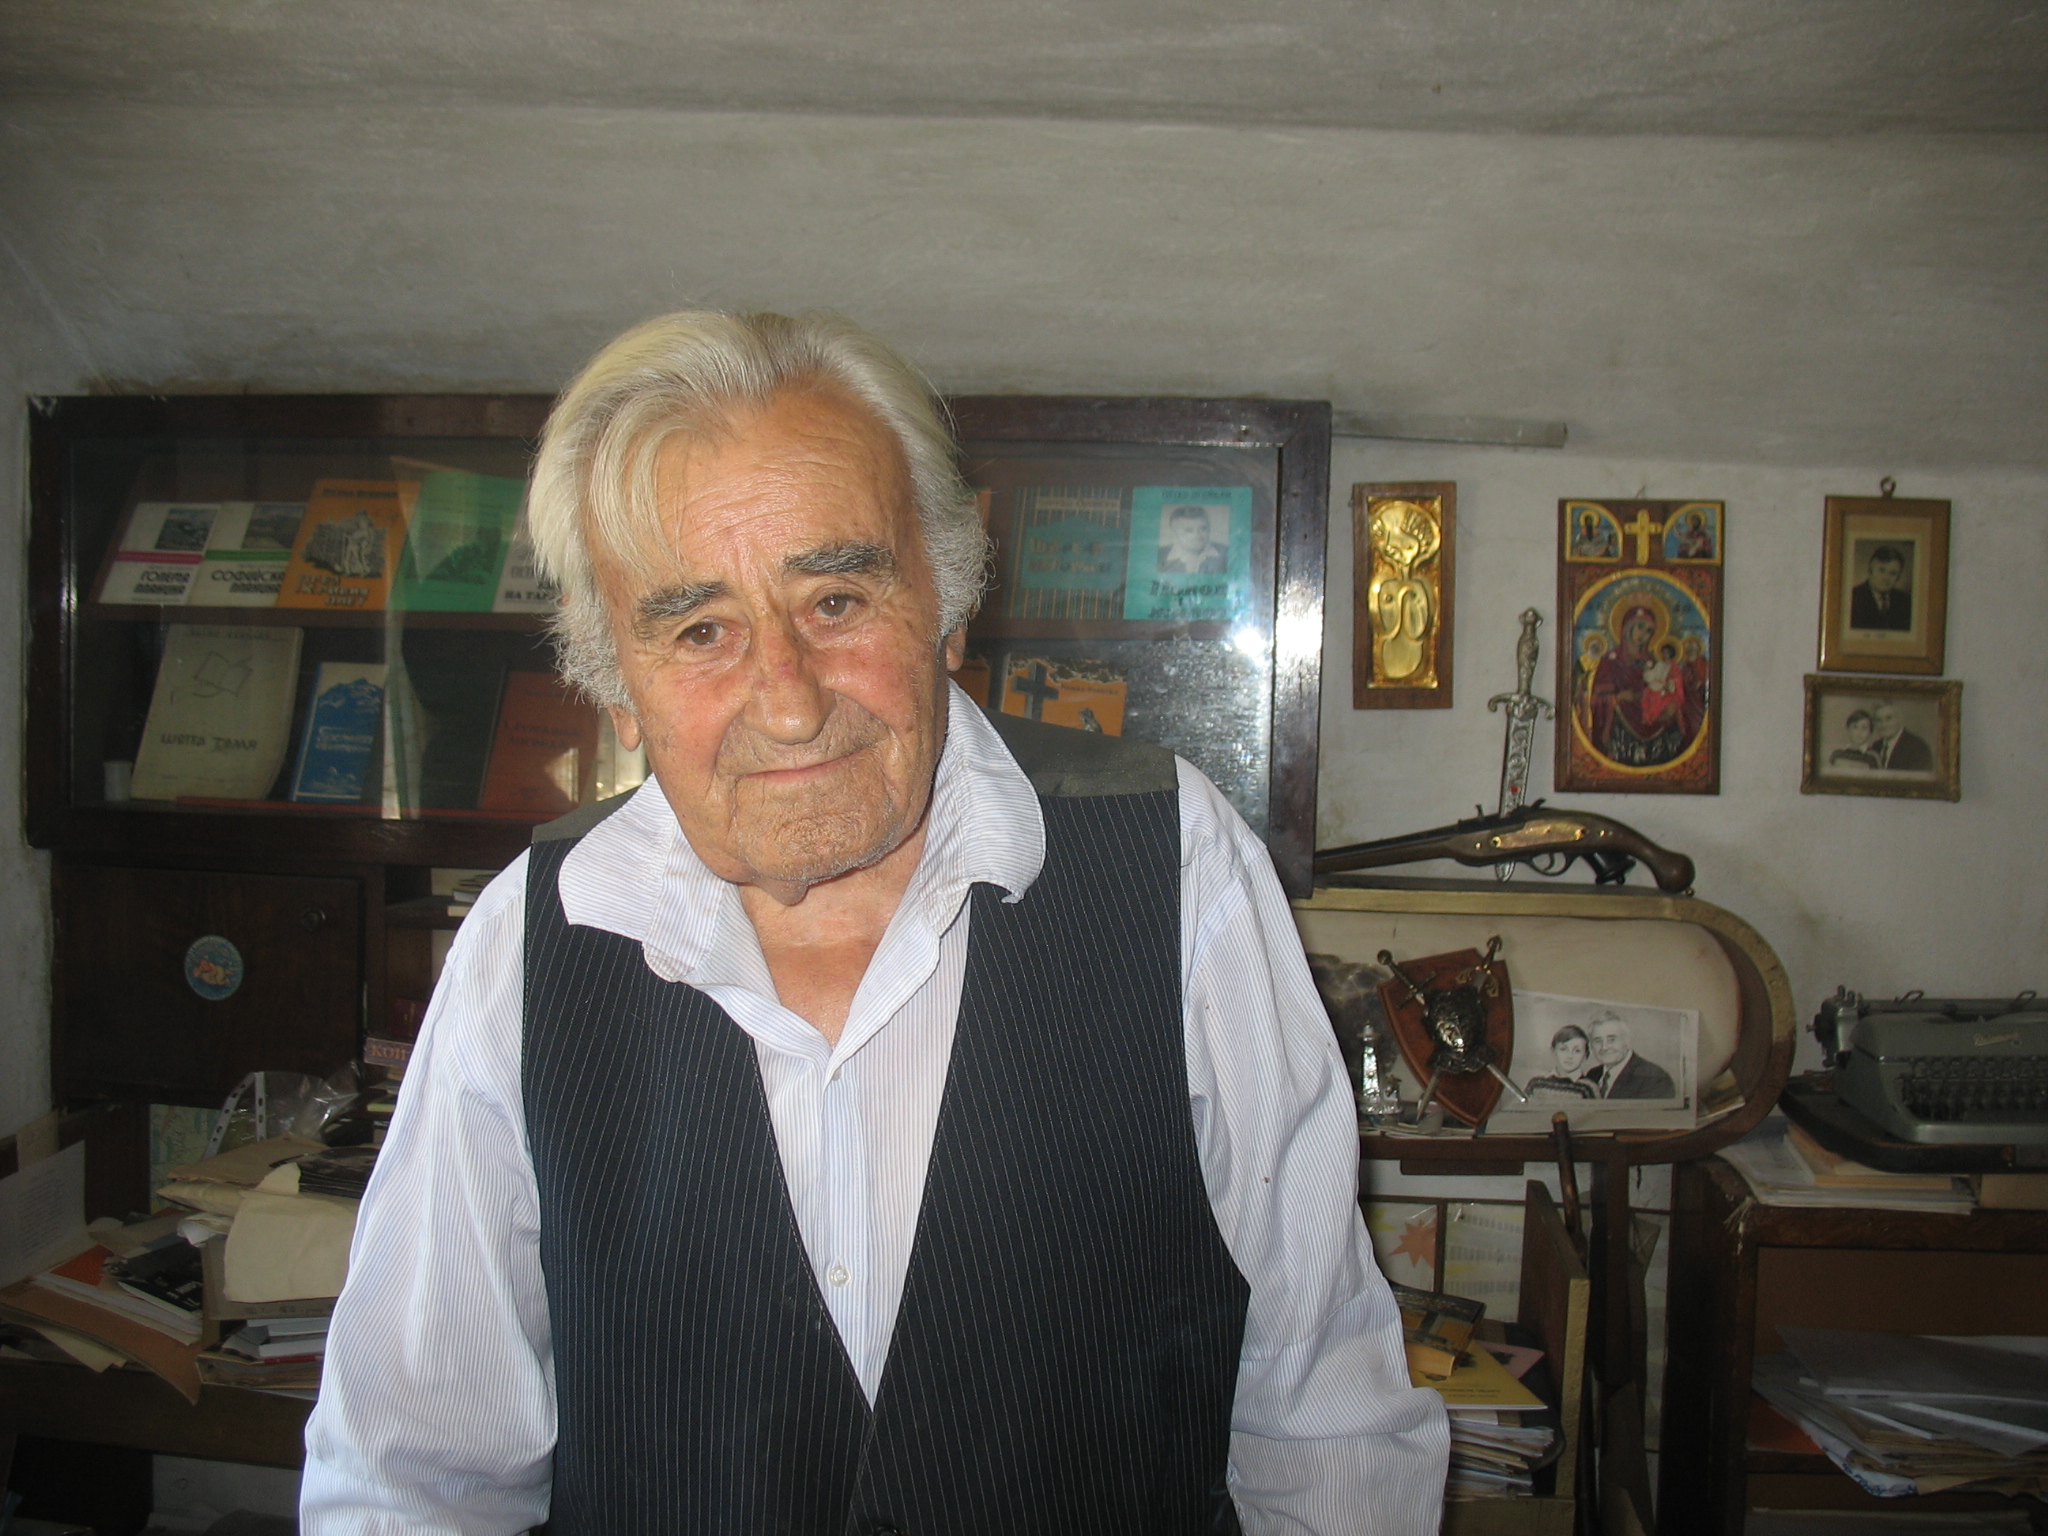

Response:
(1895, 1055), (2048, 1123)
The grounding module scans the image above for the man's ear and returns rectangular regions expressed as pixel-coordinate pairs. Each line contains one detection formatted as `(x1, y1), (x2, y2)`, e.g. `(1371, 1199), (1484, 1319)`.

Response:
(942, 626), (967, 673)
(609, 706), (643, 752)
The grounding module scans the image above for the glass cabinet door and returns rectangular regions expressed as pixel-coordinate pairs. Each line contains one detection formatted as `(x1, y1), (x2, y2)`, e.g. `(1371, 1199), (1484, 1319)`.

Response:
(36, 402), (645, 859)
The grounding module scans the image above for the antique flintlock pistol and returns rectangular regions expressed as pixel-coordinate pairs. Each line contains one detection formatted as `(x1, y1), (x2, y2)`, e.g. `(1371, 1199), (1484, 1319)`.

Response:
(1314, 800), (1696, 895)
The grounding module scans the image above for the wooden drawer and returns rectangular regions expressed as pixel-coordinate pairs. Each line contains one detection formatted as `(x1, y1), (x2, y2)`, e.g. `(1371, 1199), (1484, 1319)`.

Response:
(54, 861), (363, 1105)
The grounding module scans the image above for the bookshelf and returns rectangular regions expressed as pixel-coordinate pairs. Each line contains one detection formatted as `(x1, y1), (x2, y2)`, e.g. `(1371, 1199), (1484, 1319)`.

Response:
(30, 390), (1332, 1108)
(29, 394), (563, 1107)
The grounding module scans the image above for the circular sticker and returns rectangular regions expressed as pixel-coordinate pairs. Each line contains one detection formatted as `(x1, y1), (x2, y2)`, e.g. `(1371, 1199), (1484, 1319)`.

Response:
(184, 934), (245, 1001)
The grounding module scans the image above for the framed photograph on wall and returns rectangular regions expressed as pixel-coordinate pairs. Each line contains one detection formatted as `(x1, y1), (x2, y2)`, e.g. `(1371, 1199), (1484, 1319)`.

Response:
(1801, 674), (1961, 801)
(948, 397), (1330, 896)
(1818, 495), (1949, 675)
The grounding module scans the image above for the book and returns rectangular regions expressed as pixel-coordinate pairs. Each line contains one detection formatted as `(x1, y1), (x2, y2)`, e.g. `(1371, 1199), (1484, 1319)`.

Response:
(362, 1034), (413, 1081)
(129, 624), (305, 801)
(96, 502), (220, 605)
(1002, 486), (1130, 621)
(492, 509), (558, 614)
(1412, 1336), (1545, 1410)
(0, 1279), (206, 1402)
(31, 1246), (202, 1343)
(290, 662), (388, 804)
(393, 470), (527, 612)
(1973, 1173), (2048, 1210)
(1786, 1120), (1958, 1192)
(276, 479), (414, 612)
(389, 632), (507, 809)
(191, 501), (304, 607)
(477, 671), (599, 814)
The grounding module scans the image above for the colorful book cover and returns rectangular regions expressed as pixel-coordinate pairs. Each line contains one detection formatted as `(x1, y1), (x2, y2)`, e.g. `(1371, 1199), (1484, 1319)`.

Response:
(393, 471), (526, 612)
(477, 672), (599, 815)
(1003, 486), (1129, 621)
(290, 663), (388, 804)
(276, 480), (414, 612)
(129, 624), (305, 802)
(96, 502), (220, 606)
(999, 655), (1127, 735)
(191, 501), (304, 608)
(1122, 486), (1254, 622)
(491, 510), (558, 614)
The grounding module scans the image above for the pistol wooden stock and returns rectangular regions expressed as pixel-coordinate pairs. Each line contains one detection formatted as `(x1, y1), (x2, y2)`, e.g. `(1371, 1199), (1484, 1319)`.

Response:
(1313, 805), (1696, 894)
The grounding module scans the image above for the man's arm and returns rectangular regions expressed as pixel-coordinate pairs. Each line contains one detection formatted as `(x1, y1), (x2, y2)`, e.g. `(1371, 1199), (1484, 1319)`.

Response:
(301, 855), (556, 1536)
(1176, 761), (1449, 1536)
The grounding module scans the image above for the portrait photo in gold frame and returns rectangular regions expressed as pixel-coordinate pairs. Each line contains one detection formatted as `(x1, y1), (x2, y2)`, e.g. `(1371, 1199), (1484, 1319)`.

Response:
(1817, 495), (1949, 675)
(1800, 674), (1961, 802)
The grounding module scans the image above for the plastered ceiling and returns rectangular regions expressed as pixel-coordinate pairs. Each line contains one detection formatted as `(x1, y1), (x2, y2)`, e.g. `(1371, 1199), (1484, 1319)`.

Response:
(3, 0), (2046, 136)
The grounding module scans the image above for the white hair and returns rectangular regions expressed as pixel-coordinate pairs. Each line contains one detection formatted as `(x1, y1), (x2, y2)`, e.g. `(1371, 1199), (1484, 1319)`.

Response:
(527, 310), (988, 708)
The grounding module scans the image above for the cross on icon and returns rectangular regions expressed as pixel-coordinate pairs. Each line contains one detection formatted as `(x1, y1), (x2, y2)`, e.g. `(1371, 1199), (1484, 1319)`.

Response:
(1621, 507), (1663, 563)
(1012, 661), (1060, 719)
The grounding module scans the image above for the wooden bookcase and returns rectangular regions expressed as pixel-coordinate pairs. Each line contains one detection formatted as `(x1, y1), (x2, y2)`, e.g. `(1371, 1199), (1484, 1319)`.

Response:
(1661, 1157), (2048, 1535)
(29, 395), (563, 1109)
(29, 391), (1332, 1108)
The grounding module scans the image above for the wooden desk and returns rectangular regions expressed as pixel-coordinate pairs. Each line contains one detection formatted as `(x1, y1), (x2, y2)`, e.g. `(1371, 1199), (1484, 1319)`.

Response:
(0, 1359), (308, 1476)
(1659, 1157), (2048, 1536)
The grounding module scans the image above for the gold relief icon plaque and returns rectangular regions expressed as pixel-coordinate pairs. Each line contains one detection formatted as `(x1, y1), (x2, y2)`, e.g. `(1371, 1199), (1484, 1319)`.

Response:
(1352, 482), (1454, 709)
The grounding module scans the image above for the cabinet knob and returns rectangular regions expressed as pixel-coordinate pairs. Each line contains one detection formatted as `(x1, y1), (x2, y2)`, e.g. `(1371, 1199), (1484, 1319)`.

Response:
(300, 907), (328, 931)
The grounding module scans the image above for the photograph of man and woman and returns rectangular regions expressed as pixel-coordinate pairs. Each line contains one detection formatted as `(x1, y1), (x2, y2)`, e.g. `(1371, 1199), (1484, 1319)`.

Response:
(1489, 992), (1698, 1132)
(1820, 694), (1938, 776)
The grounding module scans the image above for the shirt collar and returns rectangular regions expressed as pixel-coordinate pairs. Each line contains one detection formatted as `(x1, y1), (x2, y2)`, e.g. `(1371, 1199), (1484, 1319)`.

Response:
(558, 681), (1045, 985)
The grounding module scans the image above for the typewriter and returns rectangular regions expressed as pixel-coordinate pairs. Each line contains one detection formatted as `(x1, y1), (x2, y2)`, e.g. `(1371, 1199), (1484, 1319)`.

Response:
(1783, 990), (2048, 1171)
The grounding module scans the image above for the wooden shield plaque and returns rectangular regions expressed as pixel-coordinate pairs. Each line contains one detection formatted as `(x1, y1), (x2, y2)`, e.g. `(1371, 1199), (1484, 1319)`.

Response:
(1375, 946), (1516, 1127)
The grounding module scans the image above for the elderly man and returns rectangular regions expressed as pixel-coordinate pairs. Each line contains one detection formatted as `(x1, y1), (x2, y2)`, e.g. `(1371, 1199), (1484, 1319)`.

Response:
(1585, 1013), (1677, 1100)
(301, 311), (1444, 1535)
(1869, 699), (1935, 772)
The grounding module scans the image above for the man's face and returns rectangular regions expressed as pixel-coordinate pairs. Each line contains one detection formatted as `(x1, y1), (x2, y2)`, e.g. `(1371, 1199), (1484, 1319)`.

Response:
(1168, 509), (1210, 558)
(599, 386), (962, 904)
(1868, 557), (1903, 595)
(1873, 703), (1901, 741)
(1589, 1020), (1629, 1066)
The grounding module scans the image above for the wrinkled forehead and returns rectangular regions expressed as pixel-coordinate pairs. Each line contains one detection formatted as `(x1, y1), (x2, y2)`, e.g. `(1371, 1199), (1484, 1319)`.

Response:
(594, 384), (919, 595)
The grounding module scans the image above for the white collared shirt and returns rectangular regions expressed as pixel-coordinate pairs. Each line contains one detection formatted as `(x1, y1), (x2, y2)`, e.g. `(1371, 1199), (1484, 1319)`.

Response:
(302, 686), (1447, 1535)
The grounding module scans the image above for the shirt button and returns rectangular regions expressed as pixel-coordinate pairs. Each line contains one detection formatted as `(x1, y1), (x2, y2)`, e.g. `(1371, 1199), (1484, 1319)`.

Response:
(827, 1263), (850, 1287)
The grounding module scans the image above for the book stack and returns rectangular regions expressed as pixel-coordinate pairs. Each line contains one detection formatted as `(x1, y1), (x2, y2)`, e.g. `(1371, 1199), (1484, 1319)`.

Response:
(0, 1213), (212, 1401)
(30, 1238), (203, 1345)
(1718, 1115), (1973, 1213)
(1753, 1328), (2048, 1499)
(1396, 1284), (1557, 1499)
(199, 1315), (329, 1391)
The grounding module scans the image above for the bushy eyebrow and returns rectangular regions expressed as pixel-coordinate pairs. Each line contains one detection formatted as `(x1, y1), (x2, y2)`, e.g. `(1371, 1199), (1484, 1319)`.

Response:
(784, 541), (898, 579)
(633, 580), (725, 635)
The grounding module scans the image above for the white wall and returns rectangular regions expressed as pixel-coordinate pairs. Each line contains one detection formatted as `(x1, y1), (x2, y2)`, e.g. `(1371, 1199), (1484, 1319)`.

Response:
(0, 242), (70, 1136)
(0, 100), (2042, 1136)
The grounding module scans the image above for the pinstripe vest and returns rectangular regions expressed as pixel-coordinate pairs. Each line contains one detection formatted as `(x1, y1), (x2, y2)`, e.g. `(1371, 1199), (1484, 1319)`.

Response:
(523, 716), (1250, 1536)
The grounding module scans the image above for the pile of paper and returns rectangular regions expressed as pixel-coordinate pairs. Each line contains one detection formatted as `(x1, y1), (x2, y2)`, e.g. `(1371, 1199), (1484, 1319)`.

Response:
(1410, 1336), (1556, 1498)
(1754, 1328), (2048, 1498)
(1446, 1403), (1558, 1499)
(1718, 1117), (1973, 1213)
